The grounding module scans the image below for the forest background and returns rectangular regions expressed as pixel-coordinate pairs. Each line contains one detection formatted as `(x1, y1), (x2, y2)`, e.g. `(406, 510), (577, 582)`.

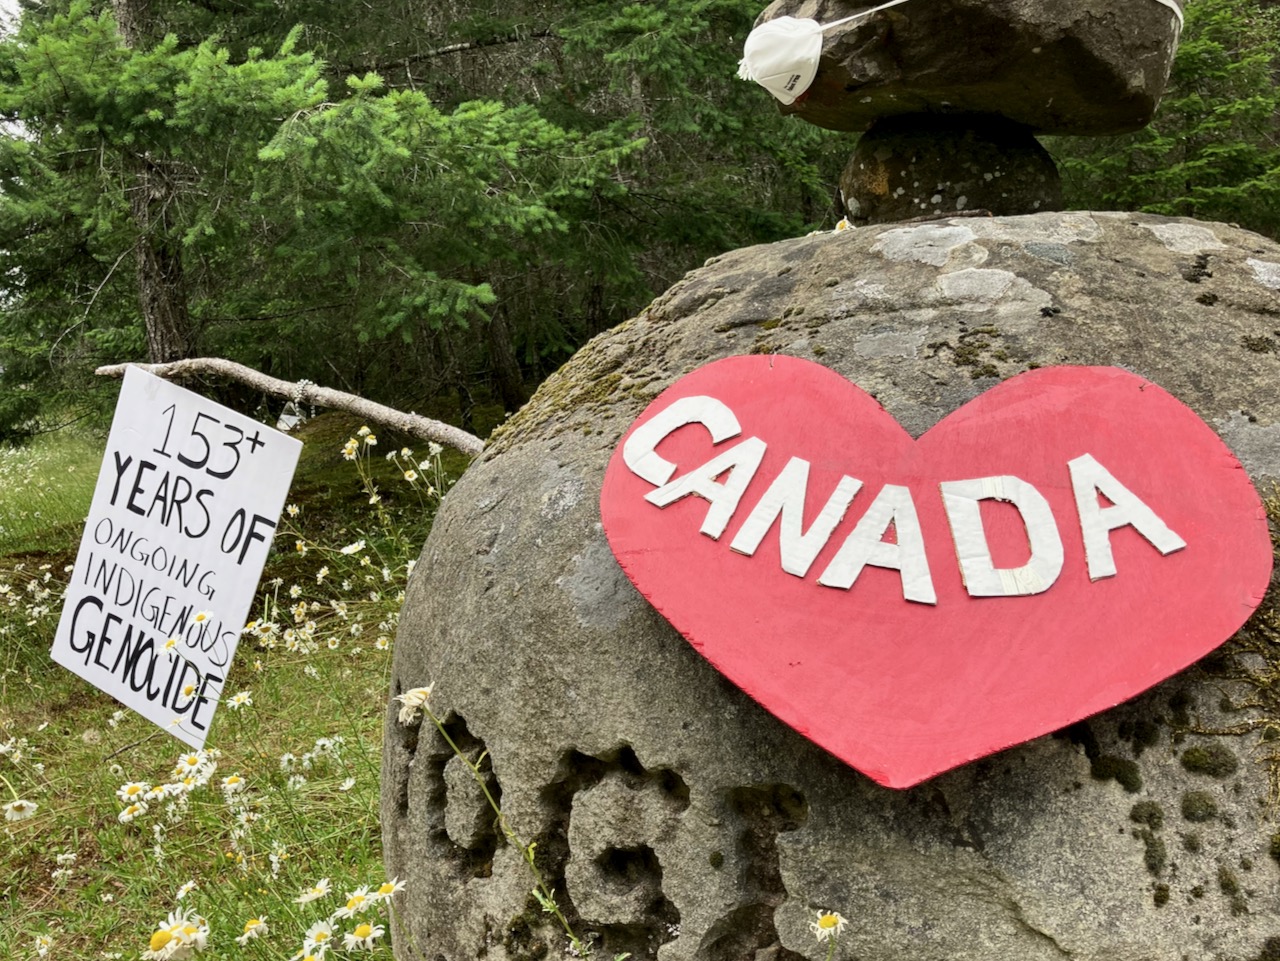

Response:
(0, 0), (1277, 441)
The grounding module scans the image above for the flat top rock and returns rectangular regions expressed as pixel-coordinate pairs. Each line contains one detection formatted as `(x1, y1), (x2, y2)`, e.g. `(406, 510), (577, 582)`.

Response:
(761, 0), (1184, 134)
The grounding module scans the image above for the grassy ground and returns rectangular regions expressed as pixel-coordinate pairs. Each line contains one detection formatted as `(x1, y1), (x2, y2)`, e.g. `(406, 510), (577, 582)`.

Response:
(0, 412), (458, 961)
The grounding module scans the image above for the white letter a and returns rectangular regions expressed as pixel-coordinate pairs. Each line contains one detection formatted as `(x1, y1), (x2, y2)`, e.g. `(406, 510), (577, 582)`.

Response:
(1068, 453), (1186, 581)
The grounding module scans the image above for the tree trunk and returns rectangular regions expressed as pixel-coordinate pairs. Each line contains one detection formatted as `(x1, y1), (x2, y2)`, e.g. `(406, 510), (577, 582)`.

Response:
(110, 0), (151, 45)
(488, 307), (527, 412)
(113, 0), (196, 363)
(128, 153), (196, 362)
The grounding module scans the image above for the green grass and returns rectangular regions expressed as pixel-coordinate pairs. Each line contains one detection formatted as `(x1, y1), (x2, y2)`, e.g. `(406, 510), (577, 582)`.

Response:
(0, 431), (102, 557)
(0, 414), (453, 961)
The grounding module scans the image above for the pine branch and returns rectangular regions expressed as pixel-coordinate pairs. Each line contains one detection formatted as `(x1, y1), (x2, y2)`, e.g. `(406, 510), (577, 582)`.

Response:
(95, 358), (485, 456)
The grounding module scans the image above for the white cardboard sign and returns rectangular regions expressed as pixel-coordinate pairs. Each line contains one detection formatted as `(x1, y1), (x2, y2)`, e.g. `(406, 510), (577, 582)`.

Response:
(52, 367), (301, 747)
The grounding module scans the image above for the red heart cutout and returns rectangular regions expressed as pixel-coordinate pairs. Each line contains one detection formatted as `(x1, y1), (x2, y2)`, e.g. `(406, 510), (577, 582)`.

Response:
(601, 357), (1272, 788)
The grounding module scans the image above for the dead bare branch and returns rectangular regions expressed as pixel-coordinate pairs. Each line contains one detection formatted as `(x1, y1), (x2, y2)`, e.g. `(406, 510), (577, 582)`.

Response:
(95, 358), (485, 457)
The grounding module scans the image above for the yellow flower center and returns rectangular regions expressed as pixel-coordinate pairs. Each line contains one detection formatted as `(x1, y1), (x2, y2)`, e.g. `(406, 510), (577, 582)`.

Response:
(378, 882), (394, 895)
(244, 919), (262, 932)
(347, 895), (365, 910)
(227, 777), (241, 785)
(181, 924), (199, 937)
(818, 914), (839, 930)
(149, 930), (172, 951)
(126, 785), (142, 796)
(182, 684), (196, 697)
(314, 931), (330, 942)
(354, 923), (373, 939)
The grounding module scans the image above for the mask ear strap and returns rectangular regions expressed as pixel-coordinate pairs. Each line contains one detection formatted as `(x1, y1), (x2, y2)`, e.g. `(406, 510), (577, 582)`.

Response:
(818, 0), (917, 33)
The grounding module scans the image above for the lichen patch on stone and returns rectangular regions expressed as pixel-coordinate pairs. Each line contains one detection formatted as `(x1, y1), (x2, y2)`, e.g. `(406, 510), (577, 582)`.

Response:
(1141, 222), (1228, 254)
(1247, 258), (1280, 290)
(854, 326), (930, 360)
(871, 224), (978, 266)
(938, 268), (1017, 302)
(1214, 412), (1280, 482)
(972, 211), (1104, 245)
(556, 535), (647, 631)
(539, 476), (586, 521)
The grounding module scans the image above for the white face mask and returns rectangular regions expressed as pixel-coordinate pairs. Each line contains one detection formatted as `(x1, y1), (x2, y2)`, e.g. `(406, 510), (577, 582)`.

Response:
(737, 0), (1184, 106)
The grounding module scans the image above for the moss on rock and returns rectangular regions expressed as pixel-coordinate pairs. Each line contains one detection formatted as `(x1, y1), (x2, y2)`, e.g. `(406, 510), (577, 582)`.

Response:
(1181, 792), (1219, 823)
(1130, 801), (1164, 831)
(1181, 743), (1240, 779)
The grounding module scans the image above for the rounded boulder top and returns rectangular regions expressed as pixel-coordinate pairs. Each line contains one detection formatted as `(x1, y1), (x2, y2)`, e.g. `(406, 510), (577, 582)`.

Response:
(384, 211), (1280, 961)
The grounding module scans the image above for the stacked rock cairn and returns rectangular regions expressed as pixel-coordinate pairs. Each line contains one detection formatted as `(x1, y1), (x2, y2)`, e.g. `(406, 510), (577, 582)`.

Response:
(753, 0), (1185, 224)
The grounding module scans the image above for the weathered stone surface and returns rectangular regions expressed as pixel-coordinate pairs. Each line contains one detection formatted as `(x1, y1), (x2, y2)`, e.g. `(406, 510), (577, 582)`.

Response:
(443, 751), (495, 850)
(840, 114), (1062, 223)
(759, 0), (1184, 135)
(383, 212), (1280, 961)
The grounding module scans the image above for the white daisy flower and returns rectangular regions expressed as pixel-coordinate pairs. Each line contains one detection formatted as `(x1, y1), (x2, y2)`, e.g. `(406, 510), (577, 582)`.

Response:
(342, 921), (385, 951)
(116, 781), (151, 803)
(143, 909), (208, 959)
(810, 910), (848, 942)
(332, 885), (373, 919)
(234, 914), (268, 944)
(3, 799), (38, 821)
(174, 751), (208, 774)
(295, 877), (331, 904)
(220, 774), (246, 796)
(302, 918), (334, 950)
(118, 801), (148, 823)
(394, 685), (433, 725)
(373, 877), (406, 902)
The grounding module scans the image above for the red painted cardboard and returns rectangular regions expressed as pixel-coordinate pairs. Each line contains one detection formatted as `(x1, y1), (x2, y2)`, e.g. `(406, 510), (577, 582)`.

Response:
(600, 357), (1272, 788)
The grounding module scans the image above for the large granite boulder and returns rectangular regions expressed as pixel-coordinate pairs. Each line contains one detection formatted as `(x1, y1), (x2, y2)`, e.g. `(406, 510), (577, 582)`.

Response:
(383, 211), (1280, 961)
(760, 0), (1184, 135)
